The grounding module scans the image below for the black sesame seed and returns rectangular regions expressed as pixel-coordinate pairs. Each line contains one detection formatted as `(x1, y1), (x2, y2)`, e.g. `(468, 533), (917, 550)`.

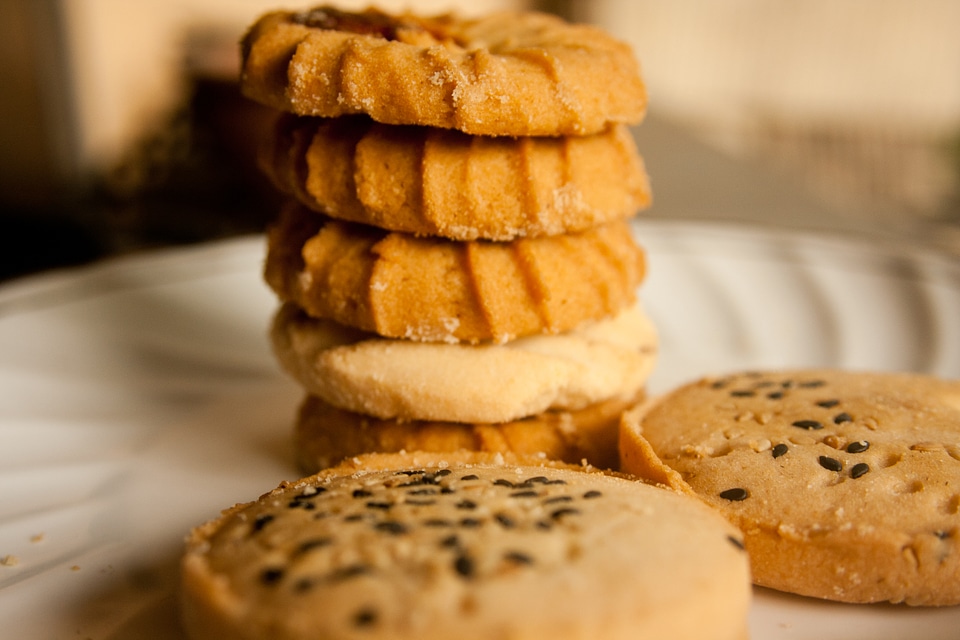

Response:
(352, 489), (372, 498)
(550, 507), (580, 520)
(583, 490), (602, 499)
(792, 419), (823, 430)
(818, 456), (843, 472)
(252, 513), (274, 532)
(260, 567), (284, 585)
(296, 537), (334, 555)
(459, 517), (483, 528)
(332, 564), (371, 581)
(493, 479), (515, 488)
(353, 607), (378, 627)
(833, 412), (853, 424)
(710, 379), (729, 389)
(936, 531), (951, 540)
(727, 535), (746, 551)
(407, 488), (438, 495)
(846, 440), (870, 454)
(454, 554), (475, 578)
(366, 501), (392, 510)
(504, 551), (534, 565)
(374, 521), (407, 535)
(510, 490), (539, 498)
(434, 469), (452, 477)
(535, 520), (553, 530)
(767, 391), (785, 400)
(440, 534), (460, 548)
(816, 399), (840, 408)
(344, 514), (364, 522)
(293, 578), (314, 593)
(520, 476), (549, 486)
(424, 518), (452, 527)
(543, 496), (573, 505)
(456, 499), (477, 510)
(405, 499), (436, 506)
(460, 474), (479, 481)
(799, 380), (826, 388)
(850, 463), (870, 479)
(772, 443), (789, 458)
(719, 488), (749, 501)
(395, 470), (423, 476)
(730, 390), (755, 397)
(544, 479), (567, 485)
(781, 380), (795, 388)
(494, 513), (516, 528)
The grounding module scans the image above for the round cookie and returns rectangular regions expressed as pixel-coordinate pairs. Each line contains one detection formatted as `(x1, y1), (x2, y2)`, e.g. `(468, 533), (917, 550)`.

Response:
(292, 388), (646, 473)
(180, 452), (750, 640)
(264, 203), (647, 344)
(270, 301), (658, 424)
(619, 369), (960, 605)
(240, 7), (647, 136)
(262, 114), (651, 241)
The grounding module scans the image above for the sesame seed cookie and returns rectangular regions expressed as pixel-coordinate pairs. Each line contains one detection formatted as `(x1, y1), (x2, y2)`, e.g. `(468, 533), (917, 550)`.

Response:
(270, 302), (657, 425)
(292, 387), (647, 474)
(619, 369), (960, 605)
(261, 114), (650, 241)
(240, 7), (647, 137)
(180, 452), (750, 640)
(264, 203), (646, 344)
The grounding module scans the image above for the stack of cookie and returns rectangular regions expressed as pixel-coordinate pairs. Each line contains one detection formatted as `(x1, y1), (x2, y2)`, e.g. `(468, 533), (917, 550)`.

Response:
(239, 5), (657, 472)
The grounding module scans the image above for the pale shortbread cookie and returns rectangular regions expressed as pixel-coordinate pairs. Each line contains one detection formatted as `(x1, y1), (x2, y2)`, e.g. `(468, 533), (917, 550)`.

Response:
(293, 388), (646, 473)
(620, 369), (960, 605)
(240, 7), (647, 137)
(264, 203), (646, 344)
(270, 302), (658, 424)
(180, 452), (750, 640)
(262, 114), (651, 241)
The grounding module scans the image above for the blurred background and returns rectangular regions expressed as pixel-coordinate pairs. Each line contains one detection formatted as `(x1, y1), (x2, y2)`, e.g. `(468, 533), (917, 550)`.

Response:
(2, 0), (959, 282)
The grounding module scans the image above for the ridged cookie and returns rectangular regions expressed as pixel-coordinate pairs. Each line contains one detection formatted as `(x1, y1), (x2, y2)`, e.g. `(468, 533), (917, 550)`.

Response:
(240, 7), (647, 136)
(620, 369), (960, 605)
(262, 114), (651, 241)
(270, 302), (658, 424)
(264, 203), (646, 343)
(180, 452), (750, 640)
(292, 388), (646, 473)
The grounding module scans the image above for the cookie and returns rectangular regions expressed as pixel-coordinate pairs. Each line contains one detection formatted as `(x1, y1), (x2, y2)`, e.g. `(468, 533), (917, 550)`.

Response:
(264, 203), (646, 344)
(270, 302), (658, 424)
(292, 388), (646, 473)
(262, 114), (651, 241)
(180, 452), (750, 640)
(240, 7), (647, 136)
(619, 369), (960, 605)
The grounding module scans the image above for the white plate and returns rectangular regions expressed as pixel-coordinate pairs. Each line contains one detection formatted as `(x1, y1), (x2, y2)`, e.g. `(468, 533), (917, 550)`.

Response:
(0, 221), (958, 639)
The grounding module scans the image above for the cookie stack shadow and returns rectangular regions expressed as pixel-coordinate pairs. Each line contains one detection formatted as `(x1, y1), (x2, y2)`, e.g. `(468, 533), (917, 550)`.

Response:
(240, 6), (658, 474)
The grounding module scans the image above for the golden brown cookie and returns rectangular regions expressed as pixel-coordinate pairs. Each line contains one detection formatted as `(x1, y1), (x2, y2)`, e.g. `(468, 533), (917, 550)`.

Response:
(264, 203), (646, 344)
(180, 452), (751, 640)
(240, 7), (647, 136)
(619, 369), (960, 605)
(292, 388), (646, 473)
(262, 114), (651, 241)
(270, 301), (657, 424)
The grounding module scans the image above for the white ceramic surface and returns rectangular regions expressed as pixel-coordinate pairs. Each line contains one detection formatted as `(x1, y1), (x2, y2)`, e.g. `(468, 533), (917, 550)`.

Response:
(0, 221), (958, 639)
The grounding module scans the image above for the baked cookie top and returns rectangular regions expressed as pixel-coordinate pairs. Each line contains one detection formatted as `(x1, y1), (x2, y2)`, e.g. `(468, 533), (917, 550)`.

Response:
(180, 452), (750, 640)
(240, 6), (647, 136)
(264, 203), (646, 344)
(620, 369), (960, 605)
(271, 301), (658, 424)
(262, 114), (651, 241)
